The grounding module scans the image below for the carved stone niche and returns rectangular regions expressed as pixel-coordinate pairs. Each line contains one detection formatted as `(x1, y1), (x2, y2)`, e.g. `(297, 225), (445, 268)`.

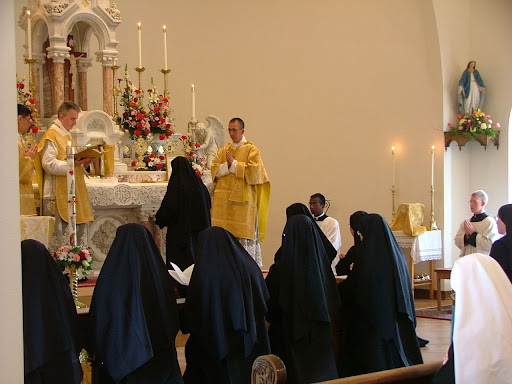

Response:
(74, 109), (127, 173)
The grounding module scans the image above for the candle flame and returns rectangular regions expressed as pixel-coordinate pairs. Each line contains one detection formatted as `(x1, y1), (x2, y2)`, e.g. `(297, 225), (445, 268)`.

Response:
(391, 146), (395, 153)
(431, 145), (435, 150)
(191, 84), (195, 91)
(68, 141), (72, 146)
(27, 10), (31, 16)
(137, 22), (141, 29)
(163, 25), (167, 32)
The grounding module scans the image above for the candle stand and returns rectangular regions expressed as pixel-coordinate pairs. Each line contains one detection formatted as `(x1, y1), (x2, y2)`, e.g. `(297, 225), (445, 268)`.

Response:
(161, 69), (171, 99)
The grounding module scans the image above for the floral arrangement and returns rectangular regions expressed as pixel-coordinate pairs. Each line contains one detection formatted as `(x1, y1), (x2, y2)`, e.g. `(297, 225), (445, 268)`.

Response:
(146, 79), (174, 140)
(446, 109), (500, 140)
(16, 75), (39, 134)
(131, 152), (167, 171)
(53, 245), (94, 277)
(119, 65), (150, 140)
(180, 127), (206, 176)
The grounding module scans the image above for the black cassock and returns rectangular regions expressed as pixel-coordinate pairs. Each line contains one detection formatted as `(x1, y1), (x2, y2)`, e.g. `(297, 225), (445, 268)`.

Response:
(156, 156), (211, 271)
(182, 226), (270, 384)
(22, 239), (83, 384)
(266, 215), (340, 384)
(341, 214), (422, 376)
(89, 223), (183, 384)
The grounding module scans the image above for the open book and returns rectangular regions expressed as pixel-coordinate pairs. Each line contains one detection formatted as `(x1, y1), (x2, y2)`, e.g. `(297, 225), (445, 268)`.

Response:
(75, 146), (102, 159)
(168, 263), (194, 286)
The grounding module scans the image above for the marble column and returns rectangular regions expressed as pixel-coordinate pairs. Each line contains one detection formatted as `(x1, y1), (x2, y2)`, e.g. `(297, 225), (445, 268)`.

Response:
(30, 54), (45, 115)
(76, 58), (92, 112)
(47, 47), (70, 114)
(103, 66), (113, 116)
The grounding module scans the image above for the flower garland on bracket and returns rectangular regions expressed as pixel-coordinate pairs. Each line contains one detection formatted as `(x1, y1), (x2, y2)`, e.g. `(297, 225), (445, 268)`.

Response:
(446, 109), (500, 141)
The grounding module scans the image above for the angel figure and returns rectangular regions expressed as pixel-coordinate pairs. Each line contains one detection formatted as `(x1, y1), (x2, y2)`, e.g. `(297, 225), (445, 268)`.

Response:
(193, 115), (225, 170)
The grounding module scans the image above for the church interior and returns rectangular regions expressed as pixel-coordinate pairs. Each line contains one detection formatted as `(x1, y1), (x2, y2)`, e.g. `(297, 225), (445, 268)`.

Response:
(2, 0), (512, 382)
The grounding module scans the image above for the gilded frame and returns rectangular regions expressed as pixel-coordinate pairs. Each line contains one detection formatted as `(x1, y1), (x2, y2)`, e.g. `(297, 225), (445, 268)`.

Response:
(165, 153), (184, 180)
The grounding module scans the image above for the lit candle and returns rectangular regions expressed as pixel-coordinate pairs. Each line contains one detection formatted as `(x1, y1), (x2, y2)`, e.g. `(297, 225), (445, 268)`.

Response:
(163, 25), (168, 70)
(391, 146), (395, 186)
(431, 145), (435, 187)
(137, 22), (142, 68)
(27, 10), (32, 60)
(191, 84), (196, 121)
(66, 142), (77, 246)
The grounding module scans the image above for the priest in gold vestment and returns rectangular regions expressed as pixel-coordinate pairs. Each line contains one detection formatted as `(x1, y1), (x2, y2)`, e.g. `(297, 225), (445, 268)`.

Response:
(18, 104), (37, 215)
(35, 101), (94, 250)
(211, 118), (270, 267)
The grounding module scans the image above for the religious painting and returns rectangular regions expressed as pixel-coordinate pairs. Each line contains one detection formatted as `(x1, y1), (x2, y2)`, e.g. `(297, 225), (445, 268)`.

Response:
(165, 153), (184, 180)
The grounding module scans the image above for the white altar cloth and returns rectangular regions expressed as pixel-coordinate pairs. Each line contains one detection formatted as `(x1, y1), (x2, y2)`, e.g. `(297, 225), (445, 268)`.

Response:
(392, 230), (442, 264)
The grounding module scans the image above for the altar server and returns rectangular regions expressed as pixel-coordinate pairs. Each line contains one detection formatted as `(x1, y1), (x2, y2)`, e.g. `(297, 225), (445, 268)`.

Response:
(454, 190), (498, 257)
(18, 103), (37, 215)
(156, 156), (211, 271)
(22, 239), (83, 384)
(432, 253), (512, 384)
(341, 213), (422, 375)
(266, 215), (340, 384)
(182, 226), (270, 384)
(211, 117), (270, 267)
(89, 223), (183, 384)
(35, 101), (94, 251)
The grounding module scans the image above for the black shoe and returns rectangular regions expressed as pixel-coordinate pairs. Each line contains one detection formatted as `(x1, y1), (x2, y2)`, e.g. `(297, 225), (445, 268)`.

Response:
(417, 336), (429, 347)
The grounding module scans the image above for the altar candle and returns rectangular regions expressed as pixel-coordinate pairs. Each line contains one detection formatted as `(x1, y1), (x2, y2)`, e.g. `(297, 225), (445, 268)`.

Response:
(137, 22), (142, 68)
(431, 145), (435, 187)
(191, 84), (196, 120)
(391, 146), (395, 186)
(27, 10), (32, 60)
(66, 142), (77, 246)
(163, 25), (168, 70)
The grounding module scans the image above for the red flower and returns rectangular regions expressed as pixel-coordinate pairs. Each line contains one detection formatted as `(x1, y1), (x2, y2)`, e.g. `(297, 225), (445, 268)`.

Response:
(456, 114), (462, 120)
(117, 78), (123, 82)
(150, 153), (156, 158)
(194, 143), (201, 148)
(185, 156), (190, 160)
(159, 134), (166, 140)
(133, 97), (138, 103)
(29, 98), (36, 104)
(144, 129), (150, 136)
(162, 97), (169, 103)
(159, 155), (165, 160)
(131, 161), (136, 167)
(195, 170), (202, 176)
(181, 135), (188, 140)
(165, 124), (171, 129)
(130, 102), (137, 107)
(18, 83), (24, 89)
(137, 123), (143, 129)
(134, 130), (141, 137)
(123, 112), (127, 118)
(31, 126), (39, 134)
(135, 89), (141, 94)
(447, 122), (452, 128)
(147, 88), (152, 92)
(79, 251), (86, 260)
(156, 163), (163, 170)
(125, 88), (130, 92)
(154, 106), (160, 113)
(160, 117), (166, 124)
(167, 131), (173, 136)
(152, 122), (157, 127)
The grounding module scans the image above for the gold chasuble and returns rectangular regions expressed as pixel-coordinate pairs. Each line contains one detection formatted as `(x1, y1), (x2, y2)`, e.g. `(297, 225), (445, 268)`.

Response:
(36, 126), (93, 224)
(211, 141), (270, 241)
(18, 138), (36, 215)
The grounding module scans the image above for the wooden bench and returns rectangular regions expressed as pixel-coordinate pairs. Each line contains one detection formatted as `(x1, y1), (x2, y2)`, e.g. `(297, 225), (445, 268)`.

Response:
(251, 355), (442, 384)
(435, 267), (452, 311)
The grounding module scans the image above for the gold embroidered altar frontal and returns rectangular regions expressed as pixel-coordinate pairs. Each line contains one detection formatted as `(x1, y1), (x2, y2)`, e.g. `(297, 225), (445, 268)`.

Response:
(20, 215), (56, 248)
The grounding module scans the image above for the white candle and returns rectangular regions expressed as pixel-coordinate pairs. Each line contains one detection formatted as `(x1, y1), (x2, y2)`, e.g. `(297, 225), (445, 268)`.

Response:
(191, 84), (196, 120)
(137, 22), (142, 68)
(163, 25), (168, 70)
(391, 146), (395, 186)
(27, 10), (32, 60)
(431, 145), (435, 187)
(66, 142), (77, 246)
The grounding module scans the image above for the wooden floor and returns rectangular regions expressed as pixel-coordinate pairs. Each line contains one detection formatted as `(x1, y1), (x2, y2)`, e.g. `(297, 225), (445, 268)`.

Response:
(78, 288), (452, 375)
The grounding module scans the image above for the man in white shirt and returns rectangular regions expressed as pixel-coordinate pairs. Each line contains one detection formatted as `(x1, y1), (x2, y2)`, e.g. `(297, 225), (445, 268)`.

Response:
(36, 101), (94, 251)
(454, 189), (498, 257)
(309, 193), (342, 271)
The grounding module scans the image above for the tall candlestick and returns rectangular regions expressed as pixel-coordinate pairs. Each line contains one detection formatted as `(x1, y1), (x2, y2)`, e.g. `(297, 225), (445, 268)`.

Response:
(137, 22), (142, 68)
(27, 10), (32, 60)
(391, 146), (395, 186)
(431, 145), (435, 187)
(191, 84), (196, 121)
(66, 142), (77, 246)
(163, 25), (168, 70)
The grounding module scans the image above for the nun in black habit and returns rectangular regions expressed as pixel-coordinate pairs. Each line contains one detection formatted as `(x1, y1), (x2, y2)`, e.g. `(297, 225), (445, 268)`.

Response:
(490, 203), (512, 283)
(89, 223), (183, 384)
(265, 214), (340, 384)
(342, 213), (422, 376)
(22, 239), (83, 384)
(182, 226), (270, 384)
(156, 156), (211, 271)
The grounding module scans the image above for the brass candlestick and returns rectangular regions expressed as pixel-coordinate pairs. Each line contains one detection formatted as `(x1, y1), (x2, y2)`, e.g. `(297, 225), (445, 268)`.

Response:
(24, 58), (36, 94)
(391, 185), (396, 220)
(23, 58), (38, 148)
(161, 68), (171, 99)
(112, 63), (120, 124)
(430, 186), (438, 230)
(135, 66), (145, 101)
